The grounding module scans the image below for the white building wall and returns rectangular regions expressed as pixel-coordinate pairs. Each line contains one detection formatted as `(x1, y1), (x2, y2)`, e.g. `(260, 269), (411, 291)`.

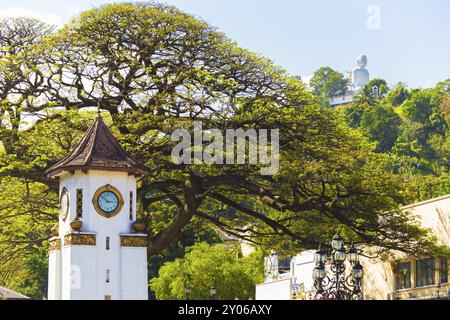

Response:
(291, 251), (315, 291)
(256, 251), (316, 300)
(362, 194), (450, 300)
(255, 278), (292, 300)
(329, 92), (357, 107)
(121, 244), (148, 300)
(61, 243), (98, 300)
(264, 253), (279, 282)
(47, 244), (61, 300)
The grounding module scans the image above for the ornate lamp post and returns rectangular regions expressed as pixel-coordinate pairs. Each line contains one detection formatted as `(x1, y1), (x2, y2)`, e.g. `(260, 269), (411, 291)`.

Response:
(312, 231), (364, 300)
(209, 286), (217, 300)
(185, 284), (191, 300)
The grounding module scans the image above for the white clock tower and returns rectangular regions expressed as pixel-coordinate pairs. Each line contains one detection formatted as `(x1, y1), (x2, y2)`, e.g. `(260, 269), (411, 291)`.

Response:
(46, 112), (149, 300)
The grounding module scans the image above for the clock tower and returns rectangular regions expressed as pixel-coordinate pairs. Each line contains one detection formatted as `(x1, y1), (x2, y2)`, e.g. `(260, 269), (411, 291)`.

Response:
(46, 112), (150, 300)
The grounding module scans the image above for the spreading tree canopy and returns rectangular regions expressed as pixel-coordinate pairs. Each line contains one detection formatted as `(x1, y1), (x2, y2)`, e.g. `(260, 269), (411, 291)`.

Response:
(309, 66), (350, 99)
(150, 242), (263, 300)
(0, 3), (445, 284)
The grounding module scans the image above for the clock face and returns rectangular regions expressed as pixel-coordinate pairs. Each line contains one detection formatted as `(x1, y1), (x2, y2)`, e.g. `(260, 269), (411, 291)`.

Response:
(93, 185), (123, 218)
(98, 190), (120, 214)
(60, 189), (69, 221)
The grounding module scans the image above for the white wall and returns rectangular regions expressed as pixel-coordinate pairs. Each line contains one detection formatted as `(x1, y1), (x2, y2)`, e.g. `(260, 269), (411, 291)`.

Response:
(121, 245), (148, 300)
(255, 278), (292, 300)
(47, 244), (61, 300)
(329, 92), (356, 107)
(362, 195), (450, 300)
(256, 250), (316, 300)
(61, 243), (98, 300)
(291, 251), (315, 292)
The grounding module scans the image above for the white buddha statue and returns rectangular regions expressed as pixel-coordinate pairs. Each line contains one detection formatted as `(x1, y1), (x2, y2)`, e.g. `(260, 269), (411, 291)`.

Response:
(352, 54), (370, 88)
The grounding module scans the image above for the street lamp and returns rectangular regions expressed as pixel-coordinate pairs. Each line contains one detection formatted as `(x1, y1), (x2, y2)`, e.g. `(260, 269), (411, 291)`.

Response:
(312, 231), (364, 300)
(313, 262), (326, 280)
(348, 243), (359, 264)
(352, 262), (363, 280)
(314, 244), (328, 263)
(210, 286), (217, 300)
(436, 283), (441, 300)
(331, 232), (344, 250)
(333, 249), (346, 263)
(185, 285), (191, 300)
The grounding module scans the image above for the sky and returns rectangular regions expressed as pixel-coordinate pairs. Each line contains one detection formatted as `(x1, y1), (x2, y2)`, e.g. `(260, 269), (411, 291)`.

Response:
(0, 0), (449, 88)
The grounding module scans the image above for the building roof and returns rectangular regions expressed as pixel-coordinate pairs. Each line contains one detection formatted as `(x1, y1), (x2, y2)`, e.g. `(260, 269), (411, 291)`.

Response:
(401, 194), (450, 210)
(0, 286), (30, 300)
(45, 114), (150, 177)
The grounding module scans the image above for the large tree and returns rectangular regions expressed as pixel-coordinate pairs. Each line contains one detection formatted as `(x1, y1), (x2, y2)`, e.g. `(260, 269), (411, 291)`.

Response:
(0, 3), (445, 287)
(150, 242), (263, 300)
(385, 83), (410, 106)
(309, 66), (350, 98)
(360, 105), (402, 153)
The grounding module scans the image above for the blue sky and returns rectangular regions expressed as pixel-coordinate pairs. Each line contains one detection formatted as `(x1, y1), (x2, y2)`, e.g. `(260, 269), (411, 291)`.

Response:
(1, 0), (449, 88)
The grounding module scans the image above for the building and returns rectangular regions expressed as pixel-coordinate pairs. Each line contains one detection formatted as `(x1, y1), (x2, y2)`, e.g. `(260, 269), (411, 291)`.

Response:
(256, 251), (316, 300)
(0, 287), (30, 300)
(45, 110), (150, 300)
(256, 194), (450, 300)
(363, 194), (450, 300)
(329, 91), (358, 107)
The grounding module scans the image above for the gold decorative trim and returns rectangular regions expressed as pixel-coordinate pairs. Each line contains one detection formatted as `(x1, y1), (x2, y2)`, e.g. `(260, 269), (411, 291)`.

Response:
(51, 224), (59, 237)
(92, 184), (124, 218)
(120, 235), (147, 247)
(70, 219), (83, 231)
(49, 238), (61, 251)
(64, 233), (96, 246)
(131, 221), (145, 233)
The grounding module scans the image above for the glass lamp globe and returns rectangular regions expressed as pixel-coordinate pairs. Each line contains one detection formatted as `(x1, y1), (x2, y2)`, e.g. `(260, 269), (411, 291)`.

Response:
(313, 263), (326, 280)
(185, 285), (191, 294)
(348, 244), (359, 263)
(314, 250), (321, 263)
(314, 246), (328, 263)
(331, 232), (344, 250)
(333, 249), (346, 263)
(352, 263), (363, 280)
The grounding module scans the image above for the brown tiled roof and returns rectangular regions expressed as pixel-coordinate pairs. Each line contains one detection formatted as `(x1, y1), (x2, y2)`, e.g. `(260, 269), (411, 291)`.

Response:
(46, 115), (150, 177)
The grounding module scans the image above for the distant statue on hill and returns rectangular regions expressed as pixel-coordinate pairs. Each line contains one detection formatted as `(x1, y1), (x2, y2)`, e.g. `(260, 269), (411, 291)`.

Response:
(352, 54), (370, 88)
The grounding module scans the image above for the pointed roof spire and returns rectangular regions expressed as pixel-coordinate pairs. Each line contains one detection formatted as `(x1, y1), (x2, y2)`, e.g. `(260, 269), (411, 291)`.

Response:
(45, 114), (150, 178)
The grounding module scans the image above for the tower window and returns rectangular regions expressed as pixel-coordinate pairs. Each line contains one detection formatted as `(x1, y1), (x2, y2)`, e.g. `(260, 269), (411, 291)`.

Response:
(76, 189), (83, 218)
(106, 237), (110, 250)
(106, 270), (110, 283)
(129, 191), (133, 220)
